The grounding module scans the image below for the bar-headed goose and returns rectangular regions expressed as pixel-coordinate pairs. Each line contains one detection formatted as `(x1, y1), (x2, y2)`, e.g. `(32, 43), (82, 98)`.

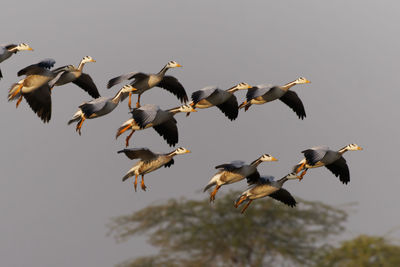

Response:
(239, 77), (311, 119)
(52, 56), (100, 98)
(189, 82), (252, 120)
(118, 147), (191, 191)
(293, 144), (363, 183)
(115, 104), (196, 147)
(107, 61), (188, 109)
(0, 43), (33, 80)
(8, 59), (63, 122)
(68, 85), (137, 135)
(234, 173), (298, 214)
(203, 154), (278, 202)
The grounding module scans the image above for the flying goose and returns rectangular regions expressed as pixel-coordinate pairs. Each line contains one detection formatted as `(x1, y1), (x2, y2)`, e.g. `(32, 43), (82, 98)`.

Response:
(0, 43), (33, 80)
(115, 104), (196, 147)
(203, 154), (278, 202)
(68, 85), (137, 135)
(8, 59), (63, 122)
(234, 173), (298, 214)
(293, 143), (363, 183)
(239, 77), (311, 119)
(52, 56), (100, 98)
(107, 61), (188, 109)
(118, 147), (191, 191)
(189, 82), (252, 120)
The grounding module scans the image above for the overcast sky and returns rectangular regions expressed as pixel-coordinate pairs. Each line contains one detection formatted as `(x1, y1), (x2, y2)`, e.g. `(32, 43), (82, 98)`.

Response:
(1, 0), (399, 266)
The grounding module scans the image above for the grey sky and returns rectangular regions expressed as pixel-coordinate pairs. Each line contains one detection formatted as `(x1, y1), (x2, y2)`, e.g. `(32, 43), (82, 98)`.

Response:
(1, 0), (399, 266)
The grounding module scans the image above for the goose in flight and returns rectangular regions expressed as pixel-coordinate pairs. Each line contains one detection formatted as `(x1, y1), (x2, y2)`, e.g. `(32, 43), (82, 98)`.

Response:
(115, 104), (196, 147)
(52, 56), (100, 98)
(68, 85), (137, 135)
(189, 82), (252, 120)
(203, 154), (278, 202)
(0, 43), (33, 80)
(118, 147), (191, 191)
(8, 59), (63, 122)
(235, 173), (298, 214)
(107, 61), (188, 109)
(293, 143), (363, 183)
(239, 77), (311, 119)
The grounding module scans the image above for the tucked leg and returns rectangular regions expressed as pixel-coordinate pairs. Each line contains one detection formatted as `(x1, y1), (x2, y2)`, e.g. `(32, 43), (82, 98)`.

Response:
(136, 94), (141, 108)
(128, 92), (132, 110)
(298, 168), (308, 181)
(141, 175), (147, 191)
(235, 195), (247, 208)
(16, 95), (23, 108)
(295, 161), (306, 174)
(76, 116), (86, 135)
(134, 174), (138, 192)
(241, 200), (253, 214)
(125, 129), (135, 147)
(210, 185), (221, 202)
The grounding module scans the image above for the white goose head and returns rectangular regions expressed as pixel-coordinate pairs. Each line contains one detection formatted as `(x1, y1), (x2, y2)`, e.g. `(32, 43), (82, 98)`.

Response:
(294, 77), (311, 84)
(285, 172), (300, 180)
(177, 104), (197, 113)
(259, 154), (278, 162)
(16, 43), (33, 51)
(234, 82), (252, 90)
(120, 85), (138, 94)
(81, 56), (96, 64)
(166, 60), (182, 69)
(345, 143), (363, 151)
(174, 147), (191, 155)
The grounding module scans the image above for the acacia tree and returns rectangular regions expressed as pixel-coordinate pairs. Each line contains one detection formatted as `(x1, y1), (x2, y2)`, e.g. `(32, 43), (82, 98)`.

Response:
(109, 191), (347, 267)
(314, 235), (400, 267)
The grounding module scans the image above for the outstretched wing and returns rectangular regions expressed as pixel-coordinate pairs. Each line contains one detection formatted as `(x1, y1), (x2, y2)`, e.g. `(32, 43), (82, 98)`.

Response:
(153, 120), (178, 147)
(246, 85), (271, 100)
(158, 75), (188, 103)
(215, 160), (245, 171)
(107, 72), (148, 88)
(269, 188), (297, 207)
(325, 157), (350, 184)
(191, 86), (218, 104)
(245, 170), (262, 185)
(18, 59), (55, 76)
(216, 94), (239, 120)
(279, 90), (306, 119)
(164, 158), (175, 168)
(23, 84), (52, 123)
(73, 73), (100, 98)
(302, 146), (329, 166)
(117, 148), (157, 161)
(131, 104), (160, 128)
(79, 97), (108, 118)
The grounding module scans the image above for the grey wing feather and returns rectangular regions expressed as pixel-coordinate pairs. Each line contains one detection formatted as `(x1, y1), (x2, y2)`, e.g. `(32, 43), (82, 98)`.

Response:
(302, 146), (329, 165)
(79, 97), (108, 117)
(18, 59), (56, 76)
(131, 104), (160, 128)
(117, 148), (157, 161)
(215, 160), (245, 170)
(158, 76), (188, 102)
(279, 90), (306, 119)
(325, 157), (350, 184)
(107, 72), (148, 88)
(269, 188), (297, 207)
(164, 158), (175, 168)
(246, 85), (271, 100)
(153, 120), (178, 147)
(216, 94), (239, 120)
(73, 73), (100, 98)
(245, 171), (262, 185)
(23, 84), (52, 123)
(191, 86), (219, 104)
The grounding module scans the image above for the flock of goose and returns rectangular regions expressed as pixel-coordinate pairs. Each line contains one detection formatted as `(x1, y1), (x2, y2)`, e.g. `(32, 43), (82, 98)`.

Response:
(1, 42), (363, 214)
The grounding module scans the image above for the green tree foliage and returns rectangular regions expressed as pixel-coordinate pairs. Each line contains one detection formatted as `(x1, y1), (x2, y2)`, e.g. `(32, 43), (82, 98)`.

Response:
(314, 235), (400, 267)
(109, 191), (347, 267)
